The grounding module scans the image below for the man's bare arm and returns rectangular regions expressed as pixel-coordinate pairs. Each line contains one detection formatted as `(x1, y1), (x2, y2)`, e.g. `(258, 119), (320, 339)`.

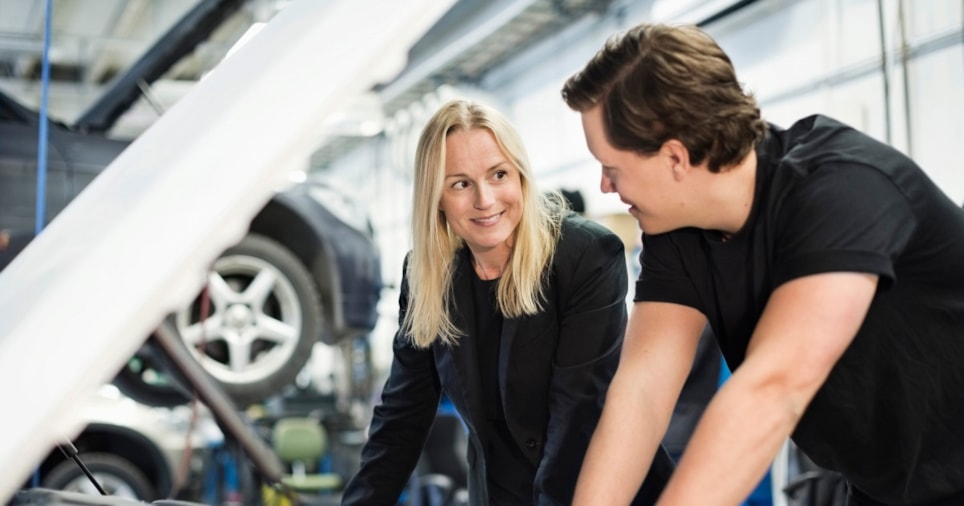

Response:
(656, 272), (878, 504)
(572, 301), (705, 505)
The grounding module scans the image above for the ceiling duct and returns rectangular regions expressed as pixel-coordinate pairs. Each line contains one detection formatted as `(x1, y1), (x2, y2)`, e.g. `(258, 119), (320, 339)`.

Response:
(311, 0), (615, 170)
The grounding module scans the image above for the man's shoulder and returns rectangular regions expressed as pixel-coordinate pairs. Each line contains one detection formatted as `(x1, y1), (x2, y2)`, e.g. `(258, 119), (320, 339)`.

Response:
(774, 114), (904, 174)
(778, 113), (854, 139)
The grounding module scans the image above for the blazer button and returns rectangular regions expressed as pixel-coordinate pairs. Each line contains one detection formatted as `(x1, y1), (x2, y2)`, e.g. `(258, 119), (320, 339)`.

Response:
(525, 439), (538, 450)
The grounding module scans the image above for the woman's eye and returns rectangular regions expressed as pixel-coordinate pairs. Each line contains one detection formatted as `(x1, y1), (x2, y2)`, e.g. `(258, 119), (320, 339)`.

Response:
(494, 170), (508, 180)
(452, 180), (469, 189)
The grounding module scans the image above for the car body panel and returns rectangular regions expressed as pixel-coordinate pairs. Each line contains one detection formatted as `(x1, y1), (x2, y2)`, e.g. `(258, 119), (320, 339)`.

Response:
(259, 182), (382, 339)
(0, 93), (129, 233)
(1, 90), (381, 340)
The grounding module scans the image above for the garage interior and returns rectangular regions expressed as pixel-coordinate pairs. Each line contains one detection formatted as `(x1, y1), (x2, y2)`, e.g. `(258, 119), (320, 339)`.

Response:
(0, 0), (961, 505)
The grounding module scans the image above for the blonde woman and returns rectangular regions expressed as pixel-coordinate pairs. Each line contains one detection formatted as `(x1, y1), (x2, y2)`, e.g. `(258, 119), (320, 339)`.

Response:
(341, 100), (673, 505)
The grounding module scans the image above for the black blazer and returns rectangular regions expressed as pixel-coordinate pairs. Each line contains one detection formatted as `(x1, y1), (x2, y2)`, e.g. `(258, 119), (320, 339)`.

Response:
(342, 214), (673, 505)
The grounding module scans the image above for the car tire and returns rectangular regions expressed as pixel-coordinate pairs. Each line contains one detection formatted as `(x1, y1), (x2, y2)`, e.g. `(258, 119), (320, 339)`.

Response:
(173, 233), (322, 407)
(42, 453), (156, 500)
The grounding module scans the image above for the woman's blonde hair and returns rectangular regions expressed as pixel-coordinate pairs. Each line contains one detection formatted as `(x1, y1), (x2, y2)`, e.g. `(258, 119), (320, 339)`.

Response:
(404, 99), (566, 348)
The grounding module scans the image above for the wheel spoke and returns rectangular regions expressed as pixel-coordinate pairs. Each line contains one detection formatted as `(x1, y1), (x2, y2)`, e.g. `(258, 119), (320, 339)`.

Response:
(227, 330), (255, 371)
(208, 271), (240, 305)
(254, 314), (299, 344)
(243, 268), (277, 306)
(180, 316), (223, 346)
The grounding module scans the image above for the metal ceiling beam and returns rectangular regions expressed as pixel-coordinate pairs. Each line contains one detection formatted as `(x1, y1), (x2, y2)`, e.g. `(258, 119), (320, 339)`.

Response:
(311, 0), (617, 170)
(376, 0), (540, 110)
(73, 0), (246, 133)
(84, 0), (152, 84)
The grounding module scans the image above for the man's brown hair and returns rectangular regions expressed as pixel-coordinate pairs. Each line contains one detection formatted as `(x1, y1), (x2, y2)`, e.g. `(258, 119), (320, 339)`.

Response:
(562, 23), (767, 172)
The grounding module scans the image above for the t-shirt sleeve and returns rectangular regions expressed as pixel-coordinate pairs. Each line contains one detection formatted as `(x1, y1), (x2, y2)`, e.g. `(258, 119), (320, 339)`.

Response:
(772, 163), (916, 288)
(633, 230), (703, 310)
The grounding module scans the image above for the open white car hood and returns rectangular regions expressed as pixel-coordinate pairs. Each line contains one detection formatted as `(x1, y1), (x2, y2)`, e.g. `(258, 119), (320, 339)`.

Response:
(0, 0), (451, 501)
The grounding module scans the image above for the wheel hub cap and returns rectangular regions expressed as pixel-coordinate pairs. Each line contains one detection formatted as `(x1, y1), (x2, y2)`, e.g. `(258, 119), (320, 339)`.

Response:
(225, 304), (254, 329)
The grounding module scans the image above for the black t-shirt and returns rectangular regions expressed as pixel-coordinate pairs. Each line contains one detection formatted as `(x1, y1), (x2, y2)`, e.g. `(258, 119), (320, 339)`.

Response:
(635, 115), (964, 504)
(471, 272), (534, 505)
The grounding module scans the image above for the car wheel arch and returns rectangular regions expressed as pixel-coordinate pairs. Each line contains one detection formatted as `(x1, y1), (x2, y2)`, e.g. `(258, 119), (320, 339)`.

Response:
(249, 198), (345, 341)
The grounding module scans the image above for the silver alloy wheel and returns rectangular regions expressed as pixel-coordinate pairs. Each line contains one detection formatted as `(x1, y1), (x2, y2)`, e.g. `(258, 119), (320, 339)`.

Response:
(176, 251), (303, 384)
(170, 234), (323, 406)
(60, 473), (141, 499)
(42, 453), (155, 500)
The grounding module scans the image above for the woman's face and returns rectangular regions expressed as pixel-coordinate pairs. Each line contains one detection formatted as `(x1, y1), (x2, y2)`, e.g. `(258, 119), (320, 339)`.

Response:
(439, 128), (523, 262)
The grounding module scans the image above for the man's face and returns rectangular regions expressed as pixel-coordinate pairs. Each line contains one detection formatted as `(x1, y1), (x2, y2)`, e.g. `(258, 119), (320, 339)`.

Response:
(580, 106), (680, 234)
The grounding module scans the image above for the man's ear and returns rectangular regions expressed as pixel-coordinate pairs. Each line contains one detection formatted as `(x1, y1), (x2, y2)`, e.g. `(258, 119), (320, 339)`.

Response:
(661, 139), (691, 180)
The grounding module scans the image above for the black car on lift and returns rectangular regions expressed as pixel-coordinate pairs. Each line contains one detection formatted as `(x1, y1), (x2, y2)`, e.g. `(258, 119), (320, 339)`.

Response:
(0, 0), (381, 500)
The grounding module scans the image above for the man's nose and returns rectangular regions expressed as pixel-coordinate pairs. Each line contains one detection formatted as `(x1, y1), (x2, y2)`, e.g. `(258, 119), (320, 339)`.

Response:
(600, 171), (615, 193)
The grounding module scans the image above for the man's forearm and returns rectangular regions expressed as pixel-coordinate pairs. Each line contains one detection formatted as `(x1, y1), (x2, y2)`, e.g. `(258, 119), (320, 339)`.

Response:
(655, 368), (801, 504)
(572, 376), (673, 505)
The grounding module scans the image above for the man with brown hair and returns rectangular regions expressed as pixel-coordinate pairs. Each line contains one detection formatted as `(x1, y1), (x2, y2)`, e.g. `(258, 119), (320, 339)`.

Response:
(561, 22), (964, 505)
